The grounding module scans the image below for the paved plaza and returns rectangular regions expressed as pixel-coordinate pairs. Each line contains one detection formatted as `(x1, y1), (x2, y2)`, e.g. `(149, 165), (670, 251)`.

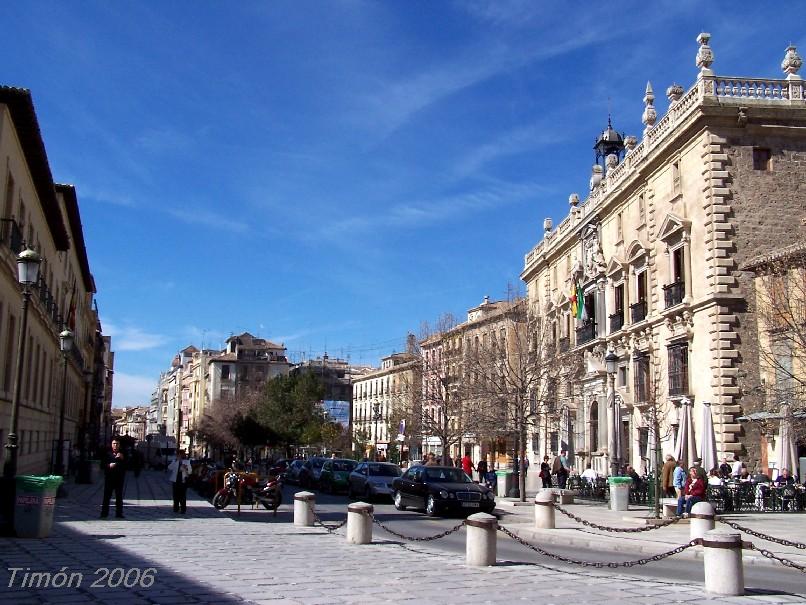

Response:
(0, 471), (804, 604)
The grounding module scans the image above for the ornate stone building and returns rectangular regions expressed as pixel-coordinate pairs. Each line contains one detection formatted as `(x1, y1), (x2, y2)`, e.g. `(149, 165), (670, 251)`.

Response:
(520, 35), (806, 476)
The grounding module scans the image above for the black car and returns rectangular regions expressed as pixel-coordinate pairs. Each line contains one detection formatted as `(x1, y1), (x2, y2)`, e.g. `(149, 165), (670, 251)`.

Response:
(392, 465), (495, 517)
(298, 456), (326, 488)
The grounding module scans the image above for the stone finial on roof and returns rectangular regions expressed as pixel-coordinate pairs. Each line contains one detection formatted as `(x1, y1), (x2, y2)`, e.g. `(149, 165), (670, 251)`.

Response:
(782, 45), (803, 79)
(642, 82), (656, 131)
(569, 193), (579, 207)
(589, 164), (604, 190)
(624, 135), (637, 153)
(666, 83), (684, 105)
(696, 32), (714, 74)
(543, 217), (553, 234)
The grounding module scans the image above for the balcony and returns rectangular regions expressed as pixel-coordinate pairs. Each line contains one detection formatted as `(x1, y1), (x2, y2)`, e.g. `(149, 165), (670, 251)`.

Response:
(575, 320), (596, 345)
(609, 312), (624, 332)
(630, 300), (647, 323)
(663, 281), (685, 308)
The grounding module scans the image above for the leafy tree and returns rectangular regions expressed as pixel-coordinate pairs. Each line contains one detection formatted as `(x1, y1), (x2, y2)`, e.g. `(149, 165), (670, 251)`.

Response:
(256, 372), (326, 453)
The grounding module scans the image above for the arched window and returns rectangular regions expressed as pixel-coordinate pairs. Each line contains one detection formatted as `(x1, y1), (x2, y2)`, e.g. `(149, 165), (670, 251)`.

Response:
(589, 400), (599, 452)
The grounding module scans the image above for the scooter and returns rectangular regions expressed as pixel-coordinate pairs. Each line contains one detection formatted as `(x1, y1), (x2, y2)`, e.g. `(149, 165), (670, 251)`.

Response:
(212, 472), (283, 514)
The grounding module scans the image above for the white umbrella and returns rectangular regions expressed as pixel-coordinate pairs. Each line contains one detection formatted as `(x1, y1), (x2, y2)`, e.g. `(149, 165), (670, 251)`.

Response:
(698, 401), (718, 472)
(674, 398), (697, 467)
(776, 404), (798, 477)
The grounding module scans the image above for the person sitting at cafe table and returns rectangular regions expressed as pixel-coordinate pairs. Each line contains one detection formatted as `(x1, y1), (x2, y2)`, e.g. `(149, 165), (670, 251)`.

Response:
(775, 468), (795, 486)
(707, 468), (723, 486)
(739, 468), (751, 482)
(677, 466), (706, 517)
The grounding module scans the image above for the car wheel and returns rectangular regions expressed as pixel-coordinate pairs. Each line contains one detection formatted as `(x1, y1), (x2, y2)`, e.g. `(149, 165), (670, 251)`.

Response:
(394, 491), (406, 511)
(425, 495), (438, 517)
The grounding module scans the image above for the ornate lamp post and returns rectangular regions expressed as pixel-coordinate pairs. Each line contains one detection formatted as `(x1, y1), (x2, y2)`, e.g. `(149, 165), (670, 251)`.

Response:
(372, 402), (382, 461)
(2, 248), (42, 534)
(605, 349), (619, 477)
(54, 329), (74, 476)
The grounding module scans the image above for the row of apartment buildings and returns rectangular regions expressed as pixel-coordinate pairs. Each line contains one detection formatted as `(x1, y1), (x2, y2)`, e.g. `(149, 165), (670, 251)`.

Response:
(0, 86), (114, 476)
(352, 35), (806, 477)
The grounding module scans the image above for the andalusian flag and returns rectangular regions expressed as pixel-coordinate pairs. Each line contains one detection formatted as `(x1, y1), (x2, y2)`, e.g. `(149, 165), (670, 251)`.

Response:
(570, 281), (584, 320)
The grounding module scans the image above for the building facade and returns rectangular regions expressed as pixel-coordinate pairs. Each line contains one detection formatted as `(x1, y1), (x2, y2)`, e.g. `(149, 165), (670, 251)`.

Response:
(520, 35), (806, 476)
(0, 86), (110, 475)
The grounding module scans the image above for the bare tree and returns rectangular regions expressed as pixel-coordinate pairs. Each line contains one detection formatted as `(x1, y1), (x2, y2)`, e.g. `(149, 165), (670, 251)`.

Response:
(747, 251), (806, 441)
(463, 298), (584, 501)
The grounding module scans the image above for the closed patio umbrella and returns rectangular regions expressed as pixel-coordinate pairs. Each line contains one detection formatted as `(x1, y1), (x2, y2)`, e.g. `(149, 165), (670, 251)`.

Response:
(613, 394), (623, 472)
(674, 398), (697, 467)
(776, 404), (798, 478)
(698, 401), (718, 472)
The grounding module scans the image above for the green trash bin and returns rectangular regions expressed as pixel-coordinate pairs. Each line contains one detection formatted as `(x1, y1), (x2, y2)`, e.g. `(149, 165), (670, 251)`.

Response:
(14, 475), (63, 538)
(608, 476), (632, 511)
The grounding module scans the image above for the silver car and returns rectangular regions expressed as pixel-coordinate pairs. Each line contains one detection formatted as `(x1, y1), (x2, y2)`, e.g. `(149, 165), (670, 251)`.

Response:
(348, 462), (402, 501)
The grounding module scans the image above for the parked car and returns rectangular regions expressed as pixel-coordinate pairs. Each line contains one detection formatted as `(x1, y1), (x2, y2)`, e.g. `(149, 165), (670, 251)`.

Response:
(268, 459), (291, 477)
(392, 465), (495, 517)
(318, 458), (358, 493)
(298, 456), (326, 488)
(284, 459), (306, 485)
(348, 462), (402, 501)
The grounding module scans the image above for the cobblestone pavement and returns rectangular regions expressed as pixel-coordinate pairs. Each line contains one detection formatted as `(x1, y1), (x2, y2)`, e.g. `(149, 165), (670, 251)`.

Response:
(0, 471), (804, 605)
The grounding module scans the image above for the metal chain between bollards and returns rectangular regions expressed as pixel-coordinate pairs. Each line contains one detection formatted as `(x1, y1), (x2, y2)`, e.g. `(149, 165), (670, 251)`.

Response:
(743, 543), (806, 574)
(307, 502), (348, 533)
(718, 519), (806, 550)
(371, 516), (466, 541)
(553, 503), (681, 533)
(497, 525), (700, 568)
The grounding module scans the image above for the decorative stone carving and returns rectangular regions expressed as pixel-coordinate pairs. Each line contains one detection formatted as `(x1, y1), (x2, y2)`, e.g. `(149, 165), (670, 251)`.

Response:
(696, 32), (714, 73)
(666, 83), (684, 105)
(584, 233), (606, 279)
(569, 193), (580, 207)
(589, 164), (604, 190)
(642, 82), (657, 130)
(737, 107), (748, 128)
(543, 217), (553, 234)
(606, 153), (618, 171)
(624, 135), (637, 152)
(782, 45), (803, 78)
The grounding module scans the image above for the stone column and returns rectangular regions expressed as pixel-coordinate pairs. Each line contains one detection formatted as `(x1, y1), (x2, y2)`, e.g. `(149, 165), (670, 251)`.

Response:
(346, 502), (373, 544)
(466, 513), (497, 567)
(702, 529), (744, 596)
(293, 491), (315, 527)
(534, 490), (555, 528)
(690, 501), (715, 541)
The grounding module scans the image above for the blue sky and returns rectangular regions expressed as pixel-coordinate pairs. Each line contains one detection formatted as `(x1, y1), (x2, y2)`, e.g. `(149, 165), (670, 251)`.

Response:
(3, 2), (801, 407)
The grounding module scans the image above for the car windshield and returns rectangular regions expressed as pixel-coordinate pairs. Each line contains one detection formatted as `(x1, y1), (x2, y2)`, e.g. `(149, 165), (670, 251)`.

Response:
(423, 468), (470, 483)
(332, 460), (357, 472)
(368, 463), (401, 477)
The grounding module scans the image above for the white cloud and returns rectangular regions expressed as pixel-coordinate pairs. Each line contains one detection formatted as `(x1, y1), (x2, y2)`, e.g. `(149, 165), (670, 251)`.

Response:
(103, 322), (169, 352)
(166, 207), (249, 234)
(112, 372), (156, 407)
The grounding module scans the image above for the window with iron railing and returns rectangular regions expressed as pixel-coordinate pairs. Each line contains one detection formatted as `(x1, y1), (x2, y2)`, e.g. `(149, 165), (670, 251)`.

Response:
(576, 319), (596, 344)
(633, 354), (650, 403)
(668, 344), (689, 396)
(630, 300), (647, 323)
(663, 281), (685, 308)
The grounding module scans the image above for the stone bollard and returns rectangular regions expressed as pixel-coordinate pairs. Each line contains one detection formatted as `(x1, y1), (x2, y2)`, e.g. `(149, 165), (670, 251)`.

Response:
(702, 529), (744, 596)
(294, 491), (315, 527)
(346, 502), (374, 544)
(534, 490), (555, 529)
(689, 501), (715, 541)
(466, 512), (497, 567)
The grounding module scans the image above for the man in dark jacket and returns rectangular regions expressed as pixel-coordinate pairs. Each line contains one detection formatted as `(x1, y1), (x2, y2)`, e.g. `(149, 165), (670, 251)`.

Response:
(100, 438), (126, 519)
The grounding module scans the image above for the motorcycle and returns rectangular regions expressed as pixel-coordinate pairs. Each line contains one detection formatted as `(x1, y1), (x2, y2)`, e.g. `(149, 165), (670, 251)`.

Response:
(212, 471), (283, 514)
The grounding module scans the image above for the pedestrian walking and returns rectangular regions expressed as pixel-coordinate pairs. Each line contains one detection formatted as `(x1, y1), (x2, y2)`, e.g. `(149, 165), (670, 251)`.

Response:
(672, 459), (686, 500)
(552, 452), (568, 489)
(476, 457), (488, 485)
(100, 438), (126, 519)
(167, 450), (192, 514)
(661, 454), (676, 497)
(539, 455), (552, 488)
(461, 452), (474, 477)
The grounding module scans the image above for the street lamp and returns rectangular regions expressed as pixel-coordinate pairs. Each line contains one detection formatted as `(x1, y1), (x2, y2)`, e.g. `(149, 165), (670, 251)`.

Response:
(372, 402), (382, 461)
(605, 349), (619, 477)
(76, 370), (93, 483)
(55, 329), (74, 476)
(2, 247), (42, 533)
